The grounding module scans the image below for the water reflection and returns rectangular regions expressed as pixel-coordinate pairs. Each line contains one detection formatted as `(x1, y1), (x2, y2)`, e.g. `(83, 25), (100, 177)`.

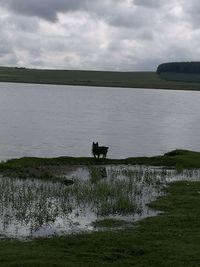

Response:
(1, 165), (200, 239)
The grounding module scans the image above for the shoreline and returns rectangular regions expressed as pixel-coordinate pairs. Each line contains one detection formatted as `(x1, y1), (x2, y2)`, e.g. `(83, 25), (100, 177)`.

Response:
(0, 150), (200, 179)
(0, 67), (200, 91)
(2, 79), (200, 92)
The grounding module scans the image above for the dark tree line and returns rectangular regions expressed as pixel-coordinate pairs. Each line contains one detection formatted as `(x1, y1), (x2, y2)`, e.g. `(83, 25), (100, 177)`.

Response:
(157, 62), (200, 74)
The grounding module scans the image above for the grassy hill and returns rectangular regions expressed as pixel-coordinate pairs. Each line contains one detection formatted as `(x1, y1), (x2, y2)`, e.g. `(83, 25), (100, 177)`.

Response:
(159, 72), (200, 83)
(1, 66), (200, 90)
(157, 62), (200, 84)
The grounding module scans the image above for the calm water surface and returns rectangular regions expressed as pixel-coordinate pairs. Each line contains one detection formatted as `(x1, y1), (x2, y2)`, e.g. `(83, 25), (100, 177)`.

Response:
(0, 82), (200, 160)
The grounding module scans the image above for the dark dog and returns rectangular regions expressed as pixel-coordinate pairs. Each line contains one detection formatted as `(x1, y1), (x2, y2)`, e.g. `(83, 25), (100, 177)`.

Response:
(92, 142), (109, 158)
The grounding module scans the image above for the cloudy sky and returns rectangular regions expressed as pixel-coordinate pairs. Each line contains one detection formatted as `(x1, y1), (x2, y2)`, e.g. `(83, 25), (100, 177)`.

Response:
(0, 0), (200, 71)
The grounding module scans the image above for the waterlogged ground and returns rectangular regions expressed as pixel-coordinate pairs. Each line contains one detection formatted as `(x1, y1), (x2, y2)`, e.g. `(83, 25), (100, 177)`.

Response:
(1, 165), (200, 239)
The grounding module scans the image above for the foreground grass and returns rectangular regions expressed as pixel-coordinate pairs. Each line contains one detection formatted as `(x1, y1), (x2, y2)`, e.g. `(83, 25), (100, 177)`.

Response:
(0, 181), (200, 266)
(1, 66), (200, 90)
(0, 150), (199, 265)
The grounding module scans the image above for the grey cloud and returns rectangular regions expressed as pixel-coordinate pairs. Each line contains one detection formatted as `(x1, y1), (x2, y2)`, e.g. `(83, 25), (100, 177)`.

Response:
(30, 59), (45, 67)
(86, 1), (159, 29)
(0, 43), (11, 55)
(182, 0), (200, 27)
(0, 52), (18, 66)
(9, 15), (39, 32)
(1, 0), (87, 21)
(136, 30), (155, 40)
(105, 8), (146, 28)
(166, 45), (195, 61)
(0, 1), (198, 71)
(1, 0), (161, 29)
(134, 0), (163, 8)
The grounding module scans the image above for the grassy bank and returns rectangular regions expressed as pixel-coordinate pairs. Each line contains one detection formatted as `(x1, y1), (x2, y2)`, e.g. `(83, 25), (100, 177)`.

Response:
(0, 181), (199, 266)
(1, 66), (200, 90)
(0, 149), (199, 179)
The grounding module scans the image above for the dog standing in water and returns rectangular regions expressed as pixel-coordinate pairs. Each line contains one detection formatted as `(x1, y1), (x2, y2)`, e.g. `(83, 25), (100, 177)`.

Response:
(92, 142), (109, 158)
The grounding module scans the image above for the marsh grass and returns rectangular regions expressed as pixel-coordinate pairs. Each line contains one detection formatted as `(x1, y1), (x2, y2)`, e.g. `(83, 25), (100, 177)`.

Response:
(1, 162), (200, 238)
(89, 166), (107, 183)
(175, 163), (184, 173)
(69, 178), (136, 216)
(0, 165), (166, 237)
(0, 177), (75, 236)
(1, 181), (200, 266)
(0, 151), (200, 264)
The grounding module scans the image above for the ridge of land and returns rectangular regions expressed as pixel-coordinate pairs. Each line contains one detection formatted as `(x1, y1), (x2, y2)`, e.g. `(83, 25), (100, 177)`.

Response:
(1, 66), (200, 90)
(0, 149), (199, 179)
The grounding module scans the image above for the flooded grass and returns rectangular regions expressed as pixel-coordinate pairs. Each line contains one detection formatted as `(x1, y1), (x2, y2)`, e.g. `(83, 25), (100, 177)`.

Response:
(0, 164), (200, 239)
(0, 151), (200, 267)
(0, 181), (200, 266)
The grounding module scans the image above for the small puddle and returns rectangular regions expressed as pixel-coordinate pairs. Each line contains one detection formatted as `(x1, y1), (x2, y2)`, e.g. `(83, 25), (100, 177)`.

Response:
(0, 165), (200, 239)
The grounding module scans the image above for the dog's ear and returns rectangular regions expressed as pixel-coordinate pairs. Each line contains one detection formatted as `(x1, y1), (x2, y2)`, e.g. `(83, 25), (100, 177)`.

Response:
(96, 142), (99, 146)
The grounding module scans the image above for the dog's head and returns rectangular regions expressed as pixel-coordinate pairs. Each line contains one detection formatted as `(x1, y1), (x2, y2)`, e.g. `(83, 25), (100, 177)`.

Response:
(92, 142), (99, 148)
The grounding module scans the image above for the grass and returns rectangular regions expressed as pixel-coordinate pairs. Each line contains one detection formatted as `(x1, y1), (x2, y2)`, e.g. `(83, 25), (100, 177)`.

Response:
(0, 164), (171, 239)
(69, 167), (138, 216)
(0, 181), (200, 266)
(0, 150), (199, 265)
(1, 66), (200, 90)
(93, 218), (130, 228)
(1, 149), (200, 179)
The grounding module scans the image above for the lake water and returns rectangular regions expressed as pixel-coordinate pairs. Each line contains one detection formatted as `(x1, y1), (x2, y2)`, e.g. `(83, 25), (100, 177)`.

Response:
(0, 82), (200, 160)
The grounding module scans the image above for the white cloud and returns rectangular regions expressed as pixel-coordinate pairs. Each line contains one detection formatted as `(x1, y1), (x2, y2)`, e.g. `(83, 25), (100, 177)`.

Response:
(0, 0), (199, 70)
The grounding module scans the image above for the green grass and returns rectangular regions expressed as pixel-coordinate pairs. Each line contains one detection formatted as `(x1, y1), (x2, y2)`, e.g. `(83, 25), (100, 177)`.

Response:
(0, 181), (200, 266)
(0, 150), (200, 265)
(93, 218), (130, 228)
(1, 66), (200, 90)
(1, 150), (200, 179)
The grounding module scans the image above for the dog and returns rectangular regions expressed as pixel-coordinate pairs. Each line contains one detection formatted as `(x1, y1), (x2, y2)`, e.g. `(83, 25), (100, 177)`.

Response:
(92, 142), (109, 158)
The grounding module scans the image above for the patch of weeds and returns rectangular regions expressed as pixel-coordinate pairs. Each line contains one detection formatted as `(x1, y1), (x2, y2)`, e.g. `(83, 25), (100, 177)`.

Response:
(89, 167), (107, 183)
(97, 195), (136, 216)
(175, 163), (184, 173)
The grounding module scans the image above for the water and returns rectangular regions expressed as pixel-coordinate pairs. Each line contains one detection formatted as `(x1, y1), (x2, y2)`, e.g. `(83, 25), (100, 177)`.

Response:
(0, 82), (200, 160)
(1, 166), (200, 239)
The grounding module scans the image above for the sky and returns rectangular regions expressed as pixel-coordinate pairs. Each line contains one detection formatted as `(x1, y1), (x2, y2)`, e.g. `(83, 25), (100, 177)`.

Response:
(0, 0), (200, 71)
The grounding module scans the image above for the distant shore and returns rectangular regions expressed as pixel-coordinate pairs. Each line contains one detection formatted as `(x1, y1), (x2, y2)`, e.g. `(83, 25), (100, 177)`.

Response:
(0, 66), (200, 91)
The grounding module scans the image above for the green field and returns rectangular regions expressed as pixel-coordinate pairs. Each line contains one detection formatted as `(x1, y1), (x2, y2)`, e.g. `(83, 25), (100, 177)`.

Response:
(1, 66), (200, 90)
(0, 150), (200, 266)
